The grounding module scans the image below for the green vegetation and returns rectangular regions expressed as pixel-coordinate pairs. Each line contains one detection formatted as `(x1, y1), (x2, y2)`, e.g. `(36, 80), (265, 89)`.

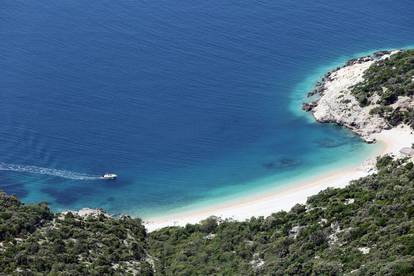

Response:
(2, 156), (414, 275)
(0, 194), (152, 275)
(352, 50), (414, 127)
(149, 156), (414, 275)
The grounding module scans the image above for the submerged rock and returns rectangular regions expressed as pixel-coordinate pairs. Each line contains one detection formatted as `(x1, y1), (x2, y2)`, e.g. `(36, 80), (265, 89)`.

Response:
(314, 138), (347, 148)
(262, 158), (301, 170)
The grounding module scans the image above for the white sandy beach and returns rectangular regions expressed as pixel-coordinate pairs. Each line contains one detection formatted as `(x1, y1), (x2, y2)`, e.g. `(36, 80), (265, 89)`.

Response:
(144, 52), (414, 231)
(145, 126), (414, 231)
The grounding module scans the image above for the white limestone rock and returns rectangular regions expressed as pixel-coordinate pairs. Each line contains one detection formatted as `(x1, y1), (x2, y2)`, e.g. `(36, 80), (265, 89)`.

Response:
(312, 60), (388, 140)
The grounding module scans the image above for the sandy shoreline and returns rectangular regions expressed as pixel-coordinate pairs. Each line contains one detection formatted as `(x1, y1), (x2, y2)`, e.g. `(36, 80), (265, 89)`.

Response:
(144, 126), (414, 231)
(144, 50), (414, 232)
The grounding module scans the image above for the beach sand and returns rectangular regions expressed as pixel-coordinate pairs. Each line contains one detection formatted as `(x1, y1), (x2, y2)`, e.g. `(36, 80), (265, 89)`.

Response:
(145, 125), (414, 231)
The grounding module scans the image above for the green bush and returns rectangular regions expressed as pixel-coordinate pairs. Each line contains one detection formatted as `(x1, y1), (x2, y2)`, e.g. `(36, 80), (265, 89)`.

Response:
(352, 49), (414, 127)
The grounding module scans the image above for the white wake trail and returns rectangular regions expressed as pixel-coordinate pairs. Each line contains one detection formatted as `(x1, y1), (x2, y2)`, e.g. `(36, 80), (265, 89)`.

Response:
(0, 162), (101, 180)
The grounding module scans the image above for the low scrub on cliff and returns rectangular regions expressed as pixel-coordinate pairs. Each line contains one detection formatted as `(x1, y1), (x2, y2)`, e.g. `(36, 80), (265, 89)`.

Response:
(352, 49), (414, 127)
(0, 194), (152, 275)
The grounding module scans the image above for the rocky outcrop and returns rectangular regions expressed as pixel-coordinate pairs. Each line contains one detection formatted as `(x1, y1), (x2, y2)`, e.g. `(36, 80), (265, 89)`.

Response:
(303, 51), (400, 141)
(62, 207), (111, 218)
(302, 102), (317, 112)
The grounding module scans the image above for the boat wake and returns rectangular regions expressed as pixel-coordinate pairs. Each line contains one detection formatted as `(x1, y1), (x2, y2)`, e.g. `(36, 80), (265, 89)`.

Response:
(0, 162), (101, 180)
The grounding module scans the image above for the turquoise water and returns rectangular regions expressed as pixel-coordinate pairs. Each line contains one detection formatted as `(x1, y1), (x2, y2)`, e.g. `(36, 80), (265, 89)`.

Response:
(146, 141), (381, 219)
(0, 1), (413, 217)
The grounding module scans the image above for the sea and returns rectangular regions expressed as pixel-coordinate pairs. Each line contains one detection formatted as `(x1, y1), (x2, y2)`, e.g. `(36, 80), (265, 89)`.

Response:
(1, 0), (413, 218)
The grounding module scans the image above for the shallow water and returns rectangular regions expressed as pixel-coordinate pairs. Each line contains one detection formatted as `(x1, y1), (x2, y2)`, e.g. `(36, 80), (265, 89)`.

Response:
(0, 0), (413, 217)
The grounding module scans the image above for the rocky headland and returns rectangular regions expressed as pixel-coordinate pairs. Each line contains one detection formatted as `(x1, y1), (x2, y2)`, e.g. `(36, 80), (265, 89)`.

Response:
(303, 49), (414, 142)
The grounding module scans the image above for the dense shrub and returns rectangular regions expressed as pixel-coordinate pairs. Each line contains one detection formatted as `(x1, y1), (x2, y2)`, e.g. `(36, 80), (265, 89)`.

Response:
(352, 49), (414, 127)
(0, 194), (151, 275)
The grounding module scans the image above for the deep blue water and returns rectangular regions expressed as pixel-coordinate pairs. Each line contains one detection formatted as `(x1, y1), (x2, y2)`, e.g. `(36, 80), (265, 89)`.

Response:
(0, 1), (413, 217)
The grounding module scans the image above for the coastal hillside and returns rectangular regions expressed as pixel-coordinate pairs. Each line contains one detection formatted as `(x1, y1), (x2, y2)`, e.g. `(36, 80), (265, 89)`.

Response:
(0, 195), (153, 275)
(149, 156), (414, 275)
(2, 156), (414, 275)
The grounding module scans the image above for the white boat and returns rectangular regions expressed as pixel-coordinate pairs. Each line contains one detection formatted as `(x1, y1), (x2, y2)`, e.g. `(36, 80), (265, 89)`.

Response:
(101, 173), (117, 180)
(365, 138), (376, 144)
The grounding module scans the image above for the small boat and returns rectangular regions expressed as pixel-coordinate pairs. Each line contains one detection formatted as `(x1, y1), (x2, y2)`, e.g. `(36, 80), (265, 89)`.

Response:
(101, 173), (117, 180)
(365, 138), (376, 144)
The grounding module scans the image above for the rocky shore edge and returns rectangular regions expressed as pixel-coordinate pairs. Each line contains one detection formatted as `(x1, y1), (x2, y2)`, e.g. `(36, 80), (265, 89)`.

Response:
(302, 50), (402, 142)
